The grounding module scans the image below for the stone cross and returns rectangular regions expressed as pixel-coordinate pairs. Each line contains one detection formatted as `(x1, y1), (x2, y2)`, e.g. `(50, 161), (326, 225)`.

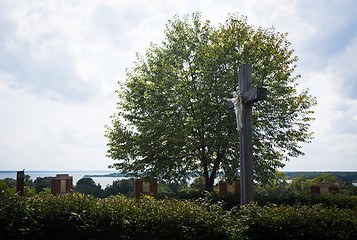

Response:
(226, 64), (267, 205)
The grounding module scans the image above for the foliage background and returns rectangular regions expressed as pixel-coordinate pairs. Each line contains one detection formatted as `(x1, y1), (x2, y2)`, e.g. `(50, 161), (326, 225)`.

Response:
(106, 13), (316, 189)
(1, 190), (357, 240)
(2, 173), (357, 239)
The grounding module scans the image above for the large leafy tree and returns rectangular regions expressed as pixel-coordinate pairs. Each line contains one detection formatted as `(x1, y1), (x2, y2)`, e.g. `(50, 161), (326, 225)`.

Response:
(105, 13), (316, 191)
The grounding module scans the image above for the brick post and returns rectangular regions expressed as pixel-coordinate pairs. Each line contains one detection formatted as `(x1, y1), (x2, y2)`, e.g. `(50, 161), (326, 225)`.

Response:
(134, 179), (143, 199)
(311, 183), (339, 195)
(234, 182), (240, 193)
(329, 186), (339, 194)
(134, 178), (157, 199)
(16, 170), (25, 196)
(51, 178), (61, 195)
(66, 177), (73, 193)
(51, 174), (73, 195)
(219, 182), (240, 196)
(219, 182), (228, 195)
(149, 179), (157, 196)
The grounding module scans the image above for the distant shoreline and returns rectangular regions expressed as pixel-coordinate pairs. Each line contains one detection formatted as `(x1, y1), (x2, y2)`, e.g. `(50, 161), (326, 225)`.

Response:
(0, 170), (114, 173)
(84, 173), (129, 178)
(0, 171), (123, 187)
(1, 171), (357, 182)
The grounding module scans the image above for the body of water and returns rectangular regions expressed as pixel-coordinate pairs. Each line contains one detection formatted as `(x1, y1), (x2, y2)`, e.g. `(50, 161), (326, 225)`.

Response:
(1, 171), (357, 187)
(0, 171), (127, 188)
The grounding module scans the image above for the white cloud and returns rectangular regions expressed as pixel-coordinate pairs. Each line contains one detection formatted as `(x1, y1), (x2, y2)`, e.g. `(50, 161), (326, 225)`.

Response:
(284, 22), (357, 170)
(0, 91), (115, 170)
(1, 0), (357, 171)
(0, 1), (109, 103)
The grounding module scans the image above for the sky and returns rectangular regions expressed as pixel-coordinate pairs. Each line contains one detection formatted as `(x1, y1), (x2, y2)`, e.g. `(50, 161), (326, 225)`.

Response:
(0, 0), (356, 172)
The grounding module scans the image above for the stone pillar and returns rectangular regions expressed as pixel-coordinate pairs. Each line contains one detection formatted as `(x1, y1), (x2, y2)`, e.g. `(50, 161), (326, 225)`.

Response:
(219, 182), (228, 195)
(51, 174), (73, 195)
(310, 183), (339, 195)
(134, 178), (157, 199)
(329, 185), (339, 193)
(310, 185), (320, 194)
(16, 170), (25, 196)
(134, 179), (143, 199)
(219, 182), (240, 196)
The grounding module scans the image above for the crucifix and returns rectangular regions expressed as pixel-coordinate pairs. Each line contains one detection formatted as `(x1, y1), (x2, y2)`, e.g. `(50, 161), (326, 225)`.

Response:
(226, 64), (267, 205)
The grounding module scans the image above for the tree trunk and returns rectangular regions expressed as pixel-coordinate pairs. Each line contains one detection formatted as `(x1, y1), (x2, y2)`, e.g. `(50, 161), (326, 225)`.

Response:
(204, 175), (214, 192)
(203, 163), (212, 191)
(206, 176), (215, 192)
(203, 151), (224, 192)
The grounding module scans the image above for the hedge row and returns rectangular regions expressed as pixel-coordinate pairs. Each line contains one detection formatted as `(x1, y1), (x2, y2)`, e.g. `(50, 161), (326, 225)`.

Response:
(1, 191), (357, 240)
(0, 191), (238, 240)
(255, 192), (357, 210)
(159, 190), (357, 211)
(239, 203), (357, 240)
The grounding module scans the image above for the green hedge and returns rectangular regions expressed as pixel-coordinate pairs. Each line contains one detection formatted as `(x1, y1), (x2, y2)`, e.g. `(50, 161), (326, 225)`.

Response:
(239, 203), (357, 240)
(1, 190), (357, 240)
(255, 192), (357, 210)
(0, 191), (238, 240)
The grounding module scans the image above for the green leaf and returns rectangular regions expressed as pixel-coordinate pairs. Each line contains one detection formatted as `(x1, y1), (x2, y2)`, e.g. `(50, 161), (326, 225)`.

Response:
(106, 12), (316, 189)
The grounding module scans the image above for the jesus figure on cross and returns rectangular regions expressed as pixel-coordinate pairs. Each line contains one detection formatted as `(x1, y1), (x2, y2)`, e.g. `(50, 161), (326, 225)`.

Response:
(226, 64), (267, 205)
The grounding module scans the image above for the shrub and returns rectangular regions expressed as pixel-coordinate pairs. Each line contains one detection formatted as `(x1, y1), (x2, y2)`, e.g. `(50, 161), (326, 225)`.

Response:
(102, 178), (134, 198)
(2, 190), (357, 240)
(255, 190), (357, 210)
(73, 178), (103, 198)
(0, 191), (238, 240)
(239, 203), (357, 240)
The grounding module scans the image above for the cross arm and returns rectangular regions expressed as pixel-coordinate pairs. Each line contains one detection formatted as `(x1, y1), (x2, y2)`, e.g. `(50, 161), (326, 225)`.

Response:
(225, 87), (267, 109)
(241, 87), (267, 104)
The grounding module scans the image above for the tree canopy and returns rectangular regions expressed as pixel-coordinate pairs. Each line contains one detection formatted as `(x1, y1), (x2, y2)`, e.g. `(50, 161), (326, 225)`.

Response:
(73, 178), (102, 197)
(105, 13), (316, 191)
